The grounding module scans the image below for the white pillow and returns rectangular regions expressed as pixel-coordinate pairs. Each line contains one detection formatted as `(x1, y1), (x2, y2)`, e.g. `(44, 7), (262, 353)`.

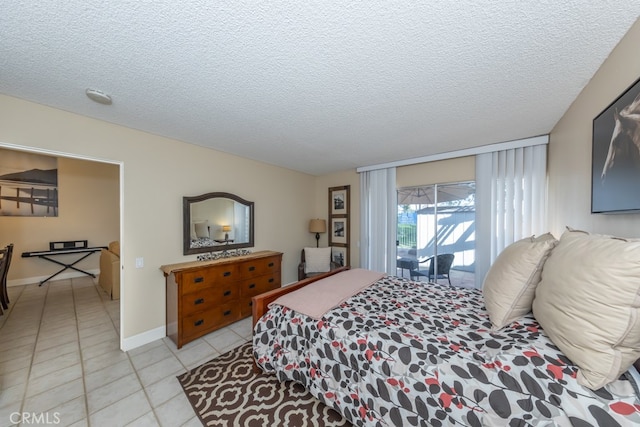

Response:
(532, 229), (640, 390)
(194, 221), (209, 239)
(304, 247), (331, 274)
(483, 233), (557, 330)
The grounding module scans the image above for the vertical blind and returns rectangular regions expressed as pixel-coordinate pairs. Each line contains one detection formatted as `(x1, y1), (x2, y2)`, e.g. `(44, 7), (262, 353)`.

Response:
(359, 168), (397, 274)
(475, 144), (547, 287)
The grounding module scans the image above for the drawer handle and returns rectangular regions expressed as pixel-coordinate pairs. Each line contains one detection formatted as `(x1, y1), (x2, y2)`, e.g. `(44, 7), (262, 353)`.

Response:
(248, 283), (256, 289)
(194, 319), (204, 326)
(194, 298), (204, 305)
(268, 262), (274, 267)
(268, 278), (274, 283)
(223, 271), (231, 277)
(223, 310), (232, 316)
(249, 301), (253, 306)
(194, 277), (204, 283)
(248, 266), (256, 271)
(223, 290), (232, 296)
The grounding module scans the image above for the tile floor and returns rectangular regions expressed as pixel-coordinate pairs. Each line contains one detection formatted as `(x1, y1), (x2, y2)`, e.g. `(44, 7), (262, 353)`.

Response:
(0, 276), (251, 427)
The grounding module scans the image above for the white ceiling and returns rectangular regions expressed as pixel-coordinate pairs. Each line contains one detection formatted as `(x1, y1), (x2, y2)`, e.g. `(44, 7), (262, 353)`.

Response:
(1, 2), (639, 176)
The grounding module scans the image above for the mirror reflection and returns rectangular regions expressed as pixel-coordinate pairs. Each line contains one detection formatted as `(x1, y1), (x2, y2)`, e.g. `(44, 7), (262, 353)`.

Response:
(183, 192), (254, 255)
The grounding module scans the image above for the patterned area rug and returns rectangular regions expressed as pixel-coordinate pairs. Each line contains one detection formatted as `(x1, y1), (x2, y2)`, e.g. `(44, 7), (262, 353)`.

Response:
(177, 342), (351, 426)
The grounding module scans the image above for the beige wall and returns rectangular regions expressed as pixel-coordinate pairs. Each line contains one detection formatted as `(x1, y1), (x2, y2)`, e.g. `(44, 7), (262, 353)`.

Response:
(0, 154), (119, 282)
(397, 156), (475, 188)
(0, 95), (316, 343)
(548, 18), (640, 238)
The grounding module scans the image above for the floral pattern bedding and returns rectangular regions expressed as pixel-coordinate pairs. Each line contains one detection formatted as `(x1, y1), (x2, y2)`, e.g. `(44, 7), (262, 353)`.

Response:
(253, 275), (640, 426)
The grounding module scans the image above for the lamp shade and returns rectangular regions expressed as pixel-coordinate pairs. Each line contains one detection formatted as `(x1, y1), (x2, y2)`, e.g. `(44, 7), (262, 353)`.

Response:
(308, 219), (326, 233)
(221, 225), (231, 232)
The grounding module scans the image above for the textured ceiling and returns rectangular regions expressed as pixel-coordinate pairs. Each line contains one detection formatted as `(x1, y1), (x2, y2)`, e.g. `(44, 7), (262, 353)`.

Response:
(1, 2), (639, 175)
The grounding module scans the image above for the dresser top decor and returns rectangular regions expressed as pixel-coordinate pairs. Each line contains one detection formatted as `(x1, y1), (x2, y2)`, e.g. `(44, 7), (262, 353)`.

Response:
(196, 248), (252, 262)
(160, 250), (281, 276)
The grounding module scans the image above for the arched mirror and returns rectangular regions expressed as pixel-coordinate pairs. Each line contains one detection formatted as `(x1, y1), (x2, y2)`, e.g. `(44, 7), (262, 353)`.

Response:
(183, 192), (254, 255)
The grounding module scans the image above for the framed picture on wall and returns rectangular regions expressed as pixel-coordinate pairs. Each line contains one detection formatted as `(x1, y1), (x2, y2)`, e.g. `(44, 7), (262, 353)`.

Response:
(330, 218), (347, 244)
(328, 185), (350, 265)
(0, 148), (58, 217)
(330, 186), (349, 215)
(592, 76), (640, 213)
(331, 246), (347, 267)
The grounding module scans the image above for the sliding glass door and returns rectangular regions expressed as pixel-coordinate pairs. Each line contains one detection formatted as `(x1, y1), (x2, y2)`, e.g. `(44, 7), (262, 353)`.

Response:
(397, 181), (475, 287)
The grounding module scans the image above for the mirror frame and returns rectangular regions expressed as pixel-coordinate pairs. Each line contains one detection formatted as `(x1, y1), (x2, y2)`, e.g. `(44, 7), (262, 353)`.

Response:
(183, 192), (255, 255)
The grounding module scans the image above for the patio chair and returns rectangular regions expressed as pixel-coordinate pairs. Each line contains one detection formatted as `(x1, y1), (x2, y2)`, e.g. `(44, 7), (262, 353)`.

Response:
(410, 253), (455, 285)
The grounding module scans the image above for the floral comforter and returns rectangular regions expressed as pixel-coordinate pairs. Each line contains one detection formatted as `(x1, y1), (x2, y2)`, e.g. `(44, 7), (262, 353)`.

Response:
(253, 275), (640, 426)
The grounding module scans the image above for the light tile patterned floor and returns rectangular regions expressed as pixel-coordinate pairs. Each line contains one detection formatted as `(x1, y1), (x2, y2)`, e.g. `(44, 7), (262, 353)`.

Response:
(0, 276), (252, 427)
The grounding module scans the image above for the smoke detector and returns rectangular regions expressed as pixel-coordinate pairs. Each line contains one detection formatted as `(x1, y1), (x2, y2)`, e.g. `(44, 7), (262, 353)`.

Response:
(85, 88), (112, 105)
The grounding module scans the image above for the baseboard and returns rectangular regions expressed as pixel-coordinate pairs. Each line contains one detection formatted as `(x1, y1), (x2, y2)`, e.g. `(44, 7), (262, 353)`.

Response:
(8, 269), (101, 287)
(122, 325), (166, 352)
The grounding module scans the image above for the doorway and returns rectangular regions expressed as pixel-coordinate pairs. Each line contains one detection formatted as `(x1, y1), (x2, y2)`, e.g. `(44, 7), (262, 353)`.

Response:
(0, 142), (124, 346)
(397, 181), (475, 287)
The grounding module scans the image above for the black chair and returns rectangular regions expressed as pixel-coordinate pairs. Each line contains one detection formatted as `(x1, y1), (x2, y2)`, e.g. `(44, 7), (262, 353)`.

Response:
(396, 257), (418, 278)
(410, 253), (455, 285)
(0, 255), (5, 315)
(0, 244), (13, 310)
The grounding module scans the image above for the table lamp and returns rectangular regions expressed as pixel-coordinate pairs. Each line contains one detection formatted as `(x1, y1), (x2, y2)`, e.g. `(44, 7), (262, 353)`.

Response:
(222, 225), (231, 242)
(308, 219), (326, 247)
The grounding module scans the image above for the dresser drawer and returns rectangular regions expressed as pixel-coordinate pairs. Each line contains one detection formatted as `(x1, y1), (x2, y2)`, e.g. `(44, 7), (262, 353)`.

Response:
(180, 286), (238, 317)
(239, 274), (280, 298)
(239, 256), (281, 278)
(179, 264), (240, 295)
(239, 297), (254, 318)
(182, 302), (241, 341)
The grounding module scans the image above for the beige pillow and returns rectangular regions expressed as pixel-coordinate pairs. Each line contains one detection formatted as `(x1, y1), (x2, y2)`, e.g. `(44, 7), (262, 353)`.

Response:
(194, 221), (209, 239)
(483, 233), (557, 330)
(532, 229), (640, 390)
(304, 247), (331, 274)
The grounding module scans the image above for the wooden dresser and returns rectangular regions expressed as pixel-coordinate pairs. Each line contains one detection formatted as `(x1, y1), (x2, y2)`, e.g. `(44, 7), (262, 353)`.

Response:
(161, 250), (282, 348)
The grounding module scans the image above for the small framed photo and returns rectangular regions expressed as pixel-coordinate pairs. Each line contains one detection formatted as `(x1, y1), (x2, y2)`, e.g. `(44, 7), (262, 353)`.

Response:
(330, 218), (347, 244)
(331, 246), (347, 267)
(330, 186), (349, 215)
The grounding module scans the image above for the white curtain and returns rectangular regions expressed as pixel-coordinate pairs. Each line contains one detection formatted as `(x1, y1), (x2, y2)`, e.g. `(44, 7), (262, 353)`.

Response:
(360, 168), (397, 274)
(475, 144), (547, 288)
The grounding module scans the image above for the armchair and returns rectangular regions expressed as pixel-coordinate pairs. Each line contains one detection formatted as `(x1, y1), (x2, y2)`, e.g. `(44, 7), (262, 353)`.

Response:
(298, 247), (341, 281)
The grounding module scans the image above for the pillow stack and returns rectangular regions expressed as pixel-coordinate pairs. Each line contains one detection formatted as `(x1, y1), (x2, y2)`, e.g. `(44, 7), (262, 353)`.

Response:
(532, 229), (640, 390)
(483, 233), (557, 330)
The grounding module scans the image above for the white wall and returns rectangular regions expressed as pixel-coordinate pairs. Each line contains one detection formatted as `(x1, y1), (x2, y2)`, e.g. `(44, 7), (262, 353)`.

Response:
(548, 18), (640, 237)
(0, 94), (316, 346)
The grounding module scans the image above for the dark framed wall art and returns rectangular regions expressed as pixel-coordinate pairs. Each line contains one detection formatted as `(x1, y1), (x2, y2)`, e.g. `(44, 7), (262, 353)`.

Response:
(0, 148), (58, 217)
(592, 77), (640, 213)
(328, 185), (350, 266)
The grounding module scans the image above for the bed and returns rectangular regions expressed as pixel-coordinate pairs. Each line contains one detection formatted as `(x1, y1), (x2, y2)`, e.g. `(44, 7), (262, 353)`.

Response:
(252, 231), (640, 426)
